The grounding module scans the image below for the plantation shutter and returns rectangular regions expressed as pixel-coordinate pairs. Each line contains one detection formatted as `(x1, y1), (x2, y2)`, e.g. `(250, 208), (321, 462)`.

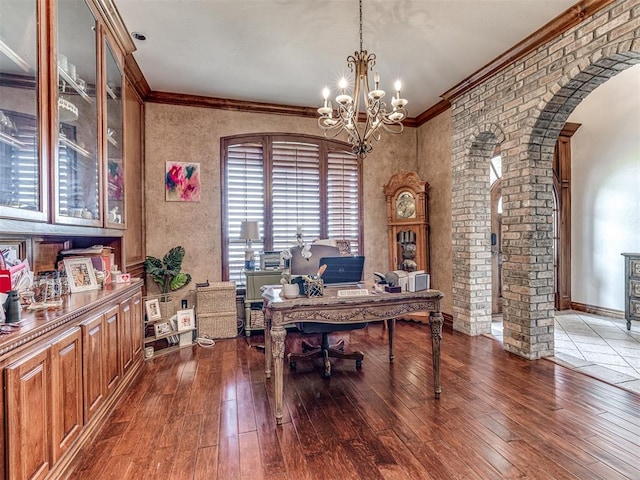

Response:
(226, 142), (265, 284)
(327, 149), (360, 252)
(271, 141), (321, 251)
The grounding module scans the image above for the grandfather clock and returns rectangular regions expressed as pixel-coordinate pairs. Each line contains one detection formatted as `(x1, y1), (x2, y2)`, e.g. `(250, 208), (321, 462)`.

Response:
(383, 171), (429, 273)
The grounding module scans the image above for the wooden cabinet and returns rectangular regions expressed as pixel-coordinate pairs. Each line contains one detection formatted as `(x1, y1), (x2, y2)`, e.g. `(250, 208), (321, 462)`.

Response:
(622, 253), (640, 330)
(1, 282), (143, 480)
(122, 79), (145, 276)
(244, 270), (282, 335)
(0, 0), (140, 240)
(4, 347), (51, 480)
(81, 313), (106, 422)
(104, 305), (121, 395)
(50, 327), (83, 464)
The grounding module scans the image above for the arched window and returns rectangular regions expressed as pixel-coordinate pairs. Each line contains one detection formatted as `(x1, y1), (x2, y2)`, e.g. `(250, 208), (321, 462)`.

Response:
(222, 134), (362, 284)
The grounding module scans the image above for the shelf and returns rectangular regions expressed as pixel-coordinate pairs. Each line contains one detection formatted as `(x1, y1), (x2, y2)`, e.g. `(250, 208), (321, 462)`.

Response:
(106, 84), (118, 100)
(59, 135), (91, 158)
(58, 66), (93, 104)
(0, 36), (31, 73)
(144, 326), (196, 344)
(145, 343), (194, 359)
(0, 131), (26, 149)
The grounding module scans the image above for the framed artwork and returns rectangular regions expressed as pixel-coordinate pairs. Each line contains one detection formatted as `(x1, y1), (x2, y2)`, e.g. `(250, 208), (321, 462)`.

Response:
(63, 257), (99, 293)
(145, 298), (162, 321)
(165, 161), (201, 202)
(176, 308), (196, 331)
(154, 321), (172, 338)
(0, 239), (26, 264)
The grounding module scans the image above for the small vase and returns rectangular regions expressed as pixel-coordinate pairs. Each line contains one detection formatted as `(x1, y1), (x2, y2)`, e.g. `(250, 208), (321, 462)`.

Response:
(282, 284), (299, 299)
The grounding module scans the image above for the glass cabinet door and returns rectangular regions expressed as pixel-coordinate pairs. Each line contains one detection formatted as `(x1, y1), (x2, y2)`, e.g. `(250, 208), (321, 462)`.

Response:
(104, 39), (124, 227)
(55, 0), (100, 225)
(0, 0), (47, 221)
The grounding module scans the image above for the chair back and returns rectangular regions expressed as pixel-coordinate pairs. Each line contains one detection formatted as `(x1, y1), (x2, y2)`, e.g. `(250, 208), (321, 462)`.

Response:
(290, 244), (340, 276)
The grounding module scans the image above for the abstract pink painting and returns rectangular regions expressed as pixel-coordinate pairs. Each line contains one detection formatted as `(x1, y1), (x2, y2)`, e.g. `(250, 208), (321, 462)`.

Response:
(165, 161), (201, 202)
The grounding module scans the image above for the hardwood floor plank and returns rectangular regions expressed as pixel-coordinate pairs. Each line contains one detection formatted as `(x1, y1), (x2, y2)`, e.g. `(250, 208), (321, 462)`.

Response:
(239, 431), (264, 480)
(67, 321), (640, 480)
(194, 445), (219, 480)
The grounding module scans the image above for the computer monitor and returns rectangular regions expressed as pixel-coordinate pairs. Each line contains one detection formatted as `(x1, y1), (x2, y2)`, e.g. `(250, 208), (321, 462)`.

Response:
(318, 256), (365, 286)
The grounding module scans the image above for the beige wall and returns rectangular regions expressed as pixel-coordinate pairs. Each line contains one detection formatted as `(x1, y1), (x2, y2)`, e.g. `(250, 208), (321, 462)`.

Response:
(417, 110), (453, 314)
(144, 103), (417, 292)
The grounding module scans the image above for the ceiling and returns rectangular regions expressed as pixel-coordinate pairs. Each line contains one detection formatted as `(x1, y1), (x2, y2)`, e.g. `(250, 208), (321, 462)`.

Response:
(114, 0), (579, 118)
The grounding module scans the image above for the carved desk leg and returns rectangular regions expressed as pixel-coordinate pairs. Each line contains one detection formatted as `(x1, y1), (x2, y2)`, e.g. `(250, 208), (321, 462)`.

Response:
(271, 322), (287, 425)
(429, 311), (443, 399)
(388, 318), (395, 363)
(264, 308), (272, 379)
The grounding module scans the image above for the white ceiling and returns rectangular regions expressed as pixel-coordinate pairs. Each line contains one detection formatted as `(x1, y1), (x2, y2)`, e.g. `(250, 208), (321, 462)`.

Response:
(114, 0), (579, 118)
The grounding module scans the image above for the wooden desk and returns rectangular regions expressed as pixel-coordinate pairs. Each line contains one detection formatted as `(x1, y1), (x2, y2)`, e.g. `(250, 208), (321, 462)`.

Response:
(262, 286), (444, 425)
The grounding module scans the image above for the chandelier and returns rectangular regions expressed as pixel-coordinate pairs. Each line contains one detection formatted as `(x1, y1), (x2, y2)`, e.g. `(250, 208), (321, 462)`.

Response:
(317, 0), (408, 157)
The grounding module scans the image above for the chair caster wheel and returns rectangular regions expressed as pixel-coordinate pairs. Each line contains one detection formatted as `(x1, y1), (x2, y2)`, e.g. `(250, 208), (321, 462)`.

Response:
(356, 360), (363, 369)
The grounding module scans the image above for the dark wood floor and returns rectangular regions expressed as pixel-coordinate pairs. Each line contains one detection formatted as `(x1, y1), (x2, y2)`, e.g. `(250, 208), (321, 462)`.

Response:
(69, 321), (640, 479)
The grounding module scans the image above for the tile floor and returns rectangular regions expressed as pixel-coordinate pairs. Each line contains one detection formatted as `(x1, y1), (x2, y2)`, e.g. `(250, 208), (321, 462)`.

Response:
(490, 311), (640, 394)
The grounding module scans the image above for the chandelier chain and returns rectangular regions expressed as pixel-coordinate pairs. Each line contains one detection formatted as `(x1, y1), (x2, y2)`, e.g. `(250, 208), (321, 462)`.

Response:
(359, 0), (363, 53)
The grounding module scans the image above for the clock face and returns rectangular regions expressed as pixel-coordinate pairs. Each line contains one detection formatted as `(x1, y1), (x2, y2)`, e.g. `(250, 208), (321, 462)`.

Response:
(395, 191), (416, 219)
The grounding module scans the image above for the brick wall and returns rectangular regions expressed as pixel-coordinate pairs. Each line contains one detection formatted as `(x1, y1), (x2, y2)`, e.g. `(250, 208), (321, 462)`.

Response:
(450, 0), (640, 359)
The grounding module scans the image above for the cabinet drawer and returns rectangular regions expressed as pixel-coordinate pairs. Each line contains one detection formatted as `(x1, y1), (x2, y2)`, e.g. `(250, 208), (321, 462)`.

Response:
(630, 299), (640, 320)
(631, 279), (640, 299)
(631, 259), (640, 278)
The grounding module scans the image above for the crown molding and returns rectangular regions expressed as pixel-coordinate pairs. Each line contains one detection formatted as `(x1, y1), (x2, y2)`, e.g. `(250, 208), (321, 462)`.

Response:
(147, 91), (340, 119)
(92, 0), (136, 55)
(124, 55), (151, 99)
(440, 0), (614, 103)
(414, 100), (451, 127)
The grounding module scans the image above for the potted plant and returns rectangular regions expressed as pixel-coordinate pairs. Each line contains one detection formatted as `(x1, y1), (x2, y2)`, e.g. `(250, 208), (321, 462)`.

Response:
(144, 246), (192, 298)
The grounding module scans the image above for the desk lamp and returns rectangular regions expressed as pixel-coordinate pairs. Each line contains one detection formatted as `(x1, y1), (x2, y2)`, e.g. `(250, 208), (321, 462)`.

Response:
(240, 221), (260, 271)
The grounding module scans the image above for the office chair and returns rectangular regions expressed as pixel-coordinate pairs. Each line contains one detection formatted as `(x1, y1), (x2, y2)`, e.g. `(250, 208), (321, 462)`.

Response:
(287, 243), (366, 378)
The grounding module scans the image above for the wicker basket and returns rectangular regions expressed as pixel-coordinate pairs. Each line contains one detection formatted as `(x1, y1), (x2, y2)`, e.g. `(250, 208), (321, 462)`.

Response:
(249, 308), (265, 330)
(196, 282), (236, 314)
(198, 312), (237, 339)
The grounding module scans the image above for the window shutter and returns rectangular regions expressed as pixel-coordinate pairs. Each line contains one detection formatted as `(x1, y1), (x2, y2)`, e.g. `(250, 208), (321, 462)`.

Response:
(272, 141), (321, 251)
(327, 149), (359, 252)
(227, 142), (265, 284)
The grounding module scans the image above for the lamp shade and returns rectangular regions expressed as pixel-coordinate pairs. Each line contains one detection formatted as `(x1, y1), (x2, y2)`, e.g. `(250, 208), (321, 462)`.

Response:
(239, 221), (260, 240)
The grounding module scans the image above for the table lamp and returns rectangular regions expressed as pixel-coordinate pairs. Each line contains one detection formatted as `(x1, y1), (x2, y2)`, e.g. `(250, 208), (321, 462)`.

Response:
(240, 220), (260, 270)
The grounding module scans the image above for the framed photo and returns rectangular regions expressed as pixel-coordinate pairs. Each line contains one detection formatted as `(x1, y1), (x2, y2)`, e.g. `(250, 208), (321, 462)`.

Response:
(154, 321), (172, 338)
(145, 298), (162, 321)
(176, 308), (195, 332)
(63, 257), (99, 293)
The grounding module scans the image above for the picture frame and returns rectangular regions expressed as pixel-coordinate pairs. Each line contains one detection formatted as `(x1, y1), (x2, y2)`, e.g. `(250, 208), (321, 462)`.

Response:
(154, 321), (172, 338)
(145, 298), (162, 321)
(176, 308), (196, 332)
(63, 257), (99, 293)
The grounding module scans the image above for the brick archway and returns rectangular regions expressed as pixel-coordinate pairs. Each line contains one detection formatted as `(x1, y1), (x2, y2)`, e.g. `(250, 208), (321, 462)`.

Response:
(452, 126), (505, 335)
(450, 0), (640, 360)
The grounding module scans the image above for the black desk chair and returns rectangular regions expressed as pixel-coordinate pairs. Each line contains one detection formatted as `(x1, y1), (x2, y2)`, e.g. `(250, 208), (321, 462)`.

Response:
(287, 244), (366, 377)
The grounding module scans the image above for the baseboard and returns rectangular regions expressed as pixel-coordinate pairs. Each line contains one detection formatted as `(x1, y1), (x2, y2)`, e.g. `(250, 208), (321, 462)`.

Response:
(569, 301), (624, 319)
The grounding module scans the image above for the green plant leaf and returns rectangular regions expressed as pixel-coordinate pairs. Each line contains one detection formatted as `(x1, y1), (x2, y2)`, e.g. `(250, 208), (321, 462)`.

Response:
(163, 246), (185, 272)
(170, 272), (191, 291)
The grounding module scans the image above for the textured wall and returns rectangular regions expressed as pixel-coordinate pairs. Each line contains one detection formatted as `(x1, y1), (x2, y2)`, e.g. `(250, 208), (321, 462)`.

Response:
(417, 110), (453, 315)
(144, 103), (417, 292)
